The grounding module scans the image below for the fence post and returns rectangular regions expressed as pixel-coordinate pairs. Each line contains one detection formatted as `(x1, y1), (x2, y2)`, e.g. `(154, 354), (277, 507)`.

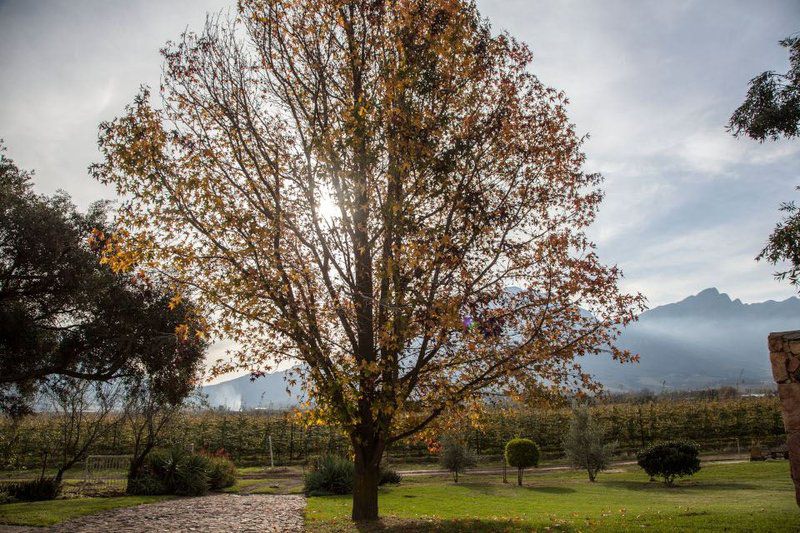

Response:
(268, 435), (274, 469)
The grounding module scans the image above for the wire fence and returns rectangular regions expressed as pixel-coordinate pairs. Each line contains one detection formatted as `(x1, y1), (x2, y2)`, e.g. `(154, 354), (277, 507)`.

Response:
(80, 454), (132, 495)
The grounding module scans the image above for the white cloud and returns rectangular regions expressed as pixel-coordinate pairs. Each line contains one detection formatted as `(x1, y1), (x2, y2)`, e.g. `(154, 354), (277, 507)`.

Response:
(1, 0), (799, 370)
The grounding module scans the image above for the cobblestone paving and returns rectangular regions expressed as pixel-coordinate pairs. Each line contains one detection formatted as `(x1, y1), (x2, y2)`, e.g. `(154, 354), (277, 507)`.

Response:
(48, 494), (305, 532)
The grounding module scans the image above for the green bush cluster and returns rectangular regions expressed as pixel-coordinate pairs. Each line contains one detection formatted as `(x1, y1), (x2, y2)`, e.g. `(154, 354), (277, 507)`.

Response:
(637, 441), (701, 485)
(378, 467), (402, 486)
(206, 456), (237, 490)
(127, 448), (236, 496)
(304, 455), (354, 496)
(303, 455), (402, 496)
(0, 477), (61, 502)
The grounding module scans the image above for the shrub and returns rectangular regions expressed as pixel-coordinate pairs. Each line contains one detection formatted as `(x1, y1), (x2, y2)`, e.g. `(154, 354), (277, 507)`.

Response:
(637, 441), (701, 486)
(0, 490), (13, 504)
(126, 471), (166, 496)
(562, 403), (616, 482)
(439, 437), (477, 482)
(175, 454), (210, 496)
(0, 477), (61, 501)
(143, 448), (185, 493)
(378, 467), (402, 486)
(128, 447), (225, 496)
(304, 455), (354, 496)
(206, 456), (237, 490)
(505, 438), (540, 486)
(304, 454), (323, 471)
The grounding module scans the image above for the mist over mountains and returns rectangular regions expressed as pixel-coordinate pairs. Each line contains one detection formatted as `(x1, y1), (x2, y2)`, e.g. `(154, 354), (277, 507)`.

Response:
(202, 288), (800, 409)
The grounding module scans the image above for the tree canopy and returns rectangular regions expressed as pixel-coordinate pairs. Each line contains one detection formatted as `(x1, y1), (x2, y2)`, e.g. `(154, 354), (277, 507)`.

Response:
(728, 34), (800, 292)
(0, 145), (207, 414)
(92, 0), (643, 519)
(728, 36), (799, 141)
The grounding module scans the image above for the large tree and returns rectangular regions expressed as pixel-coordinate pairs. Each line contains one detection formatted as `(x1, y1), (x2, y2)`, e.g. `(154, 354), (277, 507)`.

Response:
(0, 145), (207, 414)
(729, 35), (800, 290)
(93, 0), (643, 520)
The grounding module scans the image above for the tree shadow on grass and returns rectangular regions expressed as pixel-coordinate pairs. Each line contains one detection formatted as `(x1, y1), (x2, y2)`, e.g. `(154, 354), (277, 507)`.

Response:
(456, 482), (574, 496)
(601, 480), (758, 491)
(522, 485), (575, 494)
(344, 517), (575, 532)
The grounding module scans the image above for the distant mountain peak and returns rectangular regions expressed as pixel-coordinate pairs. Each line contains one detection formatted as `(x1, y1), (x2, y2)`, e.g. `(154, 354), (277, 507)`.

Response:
(204, 288), (800, 406)
(684, 287), (731, 303)
(582, 287), (800, 391)
(696, 287), (720, 297)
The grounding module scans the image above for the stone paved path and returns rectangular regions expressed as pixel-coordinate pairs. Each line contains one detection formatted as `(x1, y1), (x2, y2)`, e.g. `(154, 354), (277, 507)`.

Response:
(44, 494), (305, 532)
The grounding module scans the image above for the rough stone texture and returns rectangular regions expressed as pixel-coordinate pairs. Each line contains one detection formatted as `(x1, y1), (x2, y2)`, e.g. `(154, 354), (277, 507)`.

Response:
(778, 383), (800, 431)
(769, 330), (800, 507)
(789, 432), (800, 507)
(48, 494), (305, 532)
(771, 352), (790, 382)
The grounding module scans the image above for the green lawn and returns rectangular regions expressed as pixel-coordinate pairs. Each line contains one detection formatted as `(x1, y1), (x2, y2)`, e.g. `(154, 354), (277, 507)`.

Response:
(0, 495), (173, 527)
(223, 475), (304, 495)
(306, 461), (800, 532)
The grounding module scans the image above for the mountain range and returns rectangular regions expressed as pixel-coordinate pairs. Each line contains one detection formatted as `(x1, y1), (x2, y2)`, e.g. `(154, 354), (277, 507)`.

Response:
(202, 288), (800, 409)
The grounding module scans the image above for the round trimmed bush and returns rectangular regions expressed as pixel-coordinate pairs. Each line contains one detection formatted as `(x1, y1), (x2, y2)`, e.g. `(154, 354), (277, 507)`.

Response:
(505, 438), (540, 486)
(637, 441), (701, 486)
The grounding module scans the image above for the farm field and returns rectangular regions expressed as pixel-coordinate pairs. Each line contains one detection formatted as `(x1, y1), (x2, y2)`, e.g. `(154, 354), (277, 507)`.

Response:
(1, 395), (784, 470)
(305, 461), (800, 532)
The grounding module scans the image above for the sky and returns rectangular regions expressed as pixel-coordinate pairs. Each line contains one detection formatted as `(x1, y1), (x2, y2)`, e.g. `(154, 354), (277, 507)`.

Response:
(1, 0), (798, 311)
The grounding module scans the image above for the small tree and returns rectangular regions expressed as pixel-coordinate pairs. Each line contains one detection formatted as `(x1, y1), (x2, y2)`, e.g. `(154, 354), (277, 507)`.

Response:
(505, 438), (539, 486)
(439, 437), (476, 483)
(637, 441), (701, 486)
(562, 403), (615, 482)
(42, 377), (122, 483)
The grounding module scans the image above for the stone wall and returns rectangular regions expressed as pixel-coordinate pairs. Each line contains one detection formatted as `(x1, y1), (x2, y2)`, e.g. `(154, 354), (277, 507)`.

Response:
(768, 330), (800, 507)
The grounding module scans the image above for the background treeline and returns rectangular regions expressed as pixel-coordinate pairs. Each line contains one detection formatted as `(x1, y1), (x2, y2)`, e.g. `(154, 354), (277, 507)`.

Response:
(1, 392), (783, 470)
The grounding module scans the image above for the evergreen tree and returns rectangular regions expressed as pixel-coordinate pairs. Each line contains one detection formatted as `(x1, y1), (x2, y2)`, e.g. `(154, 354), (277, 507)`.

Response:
(562, 403), (615, 482)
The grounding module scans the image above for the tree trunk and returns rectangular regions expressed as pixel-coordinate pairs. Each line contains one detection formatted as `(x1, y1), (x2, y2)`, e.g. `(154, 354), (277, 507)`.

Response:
(517, 468), (523, 486)
(352, 448), (381, 521)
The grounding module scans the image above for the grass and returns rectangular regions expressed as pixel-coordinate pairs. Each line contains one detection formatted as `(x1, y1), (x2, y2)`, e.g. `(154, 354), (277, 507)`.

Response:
(223, 475), (304, 495)
(0, 495), (173, 527)
(306, 461), (800, 532)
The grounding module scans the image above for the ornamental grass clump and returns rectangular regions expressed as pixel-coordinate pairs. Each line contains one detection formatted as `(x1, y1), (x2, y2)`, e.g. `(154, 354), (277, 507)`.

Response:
(127, 447), (237, 496)
(304, 455), (355, 496)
